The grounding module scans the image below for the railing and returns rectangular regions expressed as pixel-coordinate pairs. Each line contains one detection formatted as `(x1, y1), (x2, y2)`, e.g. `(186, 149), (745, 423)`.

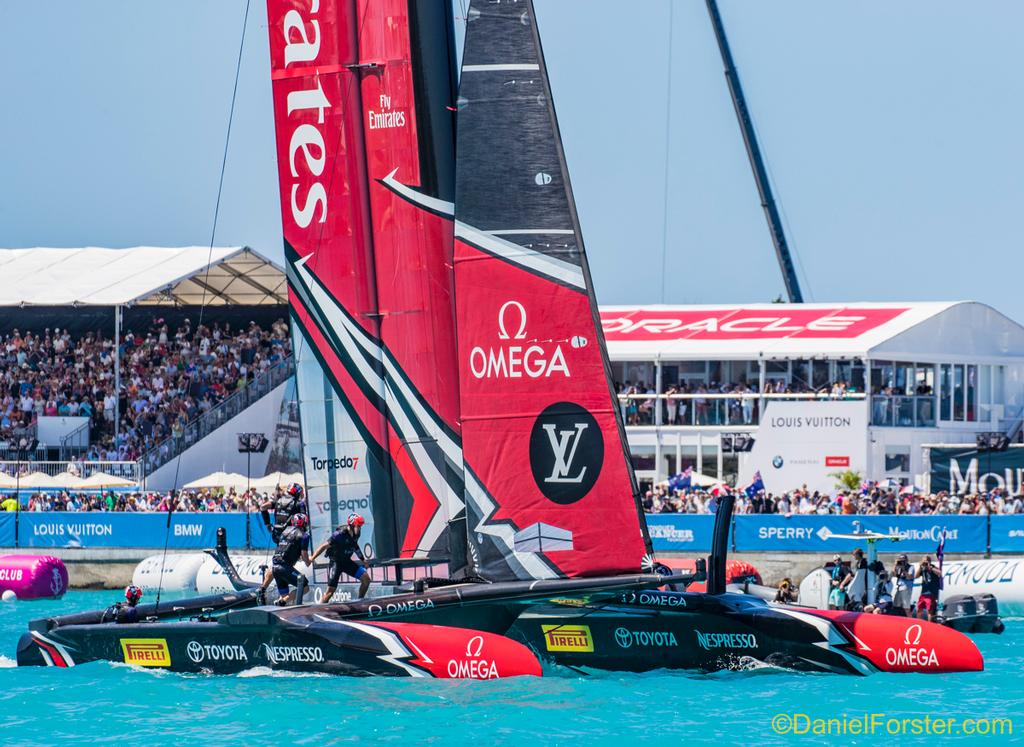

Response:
(870, 395), (938, 428)
(0, 460), (140, 482)
(139, 357), (294, 477)
(58, 420), (92, 459)
(617, 391), (867, 427)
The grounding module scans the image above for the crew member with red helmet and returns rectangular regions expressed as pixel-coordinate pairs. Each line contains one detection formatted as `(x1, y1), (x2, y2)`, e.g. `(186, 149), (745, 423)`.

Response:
(267, 513), (311, 606)
(105, 584), (143, 624)
(260, 482), (306, 543)
(309, 513), (370, 602)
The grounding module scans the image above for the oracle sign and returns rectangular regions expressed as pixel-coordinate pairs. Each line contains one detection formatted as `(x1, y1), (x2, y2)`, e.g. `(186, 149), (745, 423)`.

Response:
(600, 307), (908, 341)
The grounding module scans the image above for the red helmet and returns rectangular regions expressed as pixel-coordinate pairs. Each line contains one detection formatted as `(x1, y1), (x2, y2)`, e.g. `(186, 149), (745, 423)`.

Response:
(125, 584), (143, 604)
(286, 482), (304, 499)
(347, 513), (365, 528)
(290, 513), (309, 530)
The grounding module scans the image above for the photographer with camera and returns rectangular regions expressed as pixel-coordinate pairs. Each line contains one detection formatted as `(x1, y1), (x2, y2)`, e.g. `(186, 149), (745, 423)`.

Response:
(915, 555), (942, 622)
(891, 553), (914, 616)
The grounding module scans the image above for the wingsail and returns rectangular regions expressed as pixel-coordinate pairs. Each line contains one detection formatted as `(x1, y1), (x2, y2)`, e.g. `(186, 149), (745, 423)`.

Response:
(453, 0), (652, 580)
(267, 0), (464, 567)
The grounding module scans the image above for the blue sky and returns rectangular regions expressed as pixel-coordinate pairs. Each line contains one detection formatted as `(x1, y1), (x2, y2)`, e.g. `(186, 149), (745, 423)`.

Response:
(1, 1), (1021, 320)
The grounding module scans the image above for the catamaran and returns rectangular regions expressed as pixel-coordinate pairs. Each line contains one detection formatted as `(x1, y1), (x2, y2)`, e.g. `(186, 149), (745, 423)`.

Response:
(17, 0), (982, 677)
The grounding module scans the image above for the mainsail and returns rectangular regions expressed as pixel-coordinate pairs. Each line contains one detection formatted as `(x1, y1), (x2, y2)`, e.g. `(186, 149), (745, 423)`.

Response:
(453, 0), (652, 580)
(266, 0), (463, 566)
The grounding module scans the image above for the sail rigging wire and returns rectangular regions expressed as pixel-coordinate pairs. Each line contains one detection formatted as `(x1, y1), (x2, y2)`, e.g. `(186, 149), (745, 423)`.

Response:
(658, 0), (675, 304)
(155, 0), (252, 613)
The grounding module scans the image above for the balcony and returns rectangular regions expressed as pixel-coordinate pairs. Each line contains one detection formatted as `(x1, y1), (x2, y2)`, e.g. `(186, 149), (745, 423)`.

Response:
(618, 391), (866, 428)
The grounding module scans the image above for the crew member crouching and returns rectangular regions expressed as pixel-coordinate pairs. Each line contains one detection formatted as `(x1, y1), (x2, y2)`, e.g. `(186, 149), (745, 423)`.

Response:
(309, 513), (370, 602)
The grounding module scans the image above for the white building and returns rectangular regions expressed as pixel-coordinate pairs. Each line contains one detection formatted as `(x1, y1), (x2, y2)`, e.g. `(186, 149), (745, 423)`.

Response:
(600, 302), (1024, 491)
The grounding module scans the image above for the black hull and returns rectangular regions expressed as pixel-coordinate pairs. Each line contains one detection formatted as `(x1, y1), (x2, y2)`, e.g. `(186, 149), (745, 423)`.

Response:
(510, 590), (985, 676)
(18, 575), (662, 677)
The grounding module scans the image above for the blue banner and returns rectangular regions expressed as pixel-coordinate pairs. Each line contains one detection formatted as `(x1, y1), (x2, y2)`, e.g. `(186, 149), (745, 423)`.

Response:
(990, 516), (1024, 553)
(14, 513), (253, 549)
(646, 514), (715, 552)
(248, 515), (276, 549)
(0, 513), (14, 546)
(732, 514), (987, 554)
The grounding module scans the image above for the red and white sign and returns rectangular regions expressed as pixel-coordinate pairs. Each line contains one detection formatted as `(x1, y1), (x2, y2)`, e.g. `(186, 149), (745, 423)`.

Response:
(600, 307), (909, 341)
(825, 456), (851, 468)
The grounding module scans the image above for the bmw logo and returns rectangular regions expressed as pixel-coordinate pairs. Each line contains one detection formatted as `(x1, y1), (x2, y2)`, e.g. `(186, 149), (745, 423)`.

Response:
(772, 455), (784, 469)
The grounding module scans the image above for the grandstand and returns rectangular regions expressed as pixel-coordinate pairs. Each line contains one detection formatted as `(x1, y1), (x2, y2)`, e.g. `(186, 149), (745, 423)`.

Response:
(0, 247), (291, 488)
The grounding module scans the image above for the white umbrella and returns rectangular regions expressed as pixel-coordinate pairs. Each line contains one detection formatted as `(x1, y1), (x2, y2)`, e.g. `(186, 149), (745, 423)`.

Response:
(0, 472), (17, 489)
(182, 471), (249, 492)
(657, 470), (719, 489)
(15, 472), (62, 488)
(78, 471), (138, 489)
(250, 471), (303, 491)
(51, 472), (85, 489)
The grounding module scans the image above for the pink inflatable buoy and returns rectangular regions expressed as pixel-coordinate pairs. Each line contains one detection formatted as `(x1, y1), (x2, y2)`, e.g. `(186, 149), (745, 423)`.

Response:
(0, 555), (68, 599)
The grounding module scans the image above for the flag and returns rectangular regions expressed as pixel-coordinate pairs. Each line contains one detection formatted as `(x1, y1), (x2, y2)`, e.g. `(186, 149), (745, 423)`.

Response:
(936, 527), (947, 590)
(744, 470), (764, 498)
(667, 467), (692, 493)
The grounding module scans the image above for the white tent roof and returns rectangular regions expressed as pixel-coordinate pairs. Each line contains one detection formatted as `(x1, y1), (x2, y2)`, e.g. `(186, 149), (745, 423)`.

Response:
(0, 247), (286, 306)
(600, 302), (1024, 361)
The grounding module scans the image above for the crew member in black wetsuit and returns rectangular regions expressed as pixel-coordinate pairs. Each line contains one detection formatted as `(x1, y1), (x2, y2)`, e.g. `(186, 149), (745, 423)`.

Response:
(309, 513), (370, 602)
(257, 483), (307, 599)
(260, 482), (306, 542)
(105, 584), (143, 623)
(270, 513), (311, 606)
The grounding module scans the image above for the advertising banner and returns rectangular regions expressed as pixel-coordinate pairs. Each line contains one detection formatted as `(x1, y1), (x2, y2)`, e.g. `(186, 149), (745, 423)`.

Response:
(928, 445), (1024, 495)
(732, 514), (987, 554)
(0, 513), (14, 546)
(737, 400), (867, 496)
(989, 515), (1024, 553)
(646, 514), (715, 552)
(16, 513), (251, 549)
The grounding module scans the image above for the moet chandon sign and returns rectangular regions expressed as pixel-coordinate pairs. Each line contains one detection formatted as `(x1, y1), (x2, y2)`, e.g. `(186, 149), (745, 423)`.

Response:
(529, 402), (603, 504)
(469, 301), (582, 379)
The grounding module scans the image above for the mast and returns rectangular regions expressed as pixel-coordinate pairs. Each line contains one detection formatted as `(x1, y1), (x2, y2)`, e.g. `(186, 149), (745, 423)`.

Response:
(705, 0), (804, 303)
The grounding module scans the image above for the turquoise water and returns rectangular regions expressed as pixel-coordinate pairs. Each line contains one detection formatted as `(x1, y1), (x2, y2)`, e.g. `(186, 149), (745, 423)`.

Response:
(1, 592), (1022, 745)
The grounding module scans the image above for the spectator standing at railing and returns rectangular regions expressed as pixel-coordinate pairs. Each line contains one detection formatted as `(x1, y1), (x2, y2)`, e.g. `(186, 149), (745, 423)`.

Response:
(664, 386), (678, 424)
(740, 383), (754, 424)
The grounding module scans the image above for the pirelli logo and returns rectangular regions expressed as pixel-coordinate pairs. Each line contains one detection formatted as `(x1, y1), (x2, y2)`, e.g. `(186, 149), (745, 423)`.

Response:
(120, 638), (171, 667)
(542, 625), (594, 652)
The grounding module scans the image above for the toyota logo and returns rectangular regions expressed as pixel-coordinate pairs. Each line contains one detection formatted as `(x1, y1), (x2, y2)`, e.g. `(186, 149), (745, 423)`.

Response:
(614, 627), (632, 649)
(465, 635), (484, 658)
(904, 624), (923, 646)
(186, 641), (205, 663)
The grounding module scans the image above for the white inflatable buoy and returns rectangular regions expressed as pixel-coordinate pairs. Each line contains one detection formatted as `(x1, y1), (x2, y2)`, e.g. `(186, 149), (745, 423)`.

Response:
(2, 589), (17, 602)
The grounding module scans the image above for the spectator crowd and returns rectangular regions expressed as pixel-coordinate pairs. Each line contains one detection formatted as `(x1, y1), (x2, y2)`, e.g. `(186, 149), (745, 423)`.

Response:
(1, 486), (284, 513)
(0, 318), (291, 461)
(643, 484), (1024, 515)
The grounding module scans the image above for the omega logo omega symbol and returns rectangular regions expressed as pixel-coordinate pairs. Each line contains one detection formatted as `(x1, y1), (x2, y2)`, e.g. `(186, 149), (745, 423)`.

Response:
(529, 402), (603, 504)
(465, 635), (485, 658)
(904, 624), (922, 646)
(469, 301), (571, 380)
(497, 301), (527, 340)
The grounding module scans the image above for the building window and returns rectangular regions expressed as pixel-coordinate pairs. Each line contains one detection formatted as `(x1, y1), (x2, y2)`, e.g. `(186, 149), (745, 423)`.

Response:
(953, 364), (965, 421)
(940, 364), (951, 421)
(884, 447), (910, 474)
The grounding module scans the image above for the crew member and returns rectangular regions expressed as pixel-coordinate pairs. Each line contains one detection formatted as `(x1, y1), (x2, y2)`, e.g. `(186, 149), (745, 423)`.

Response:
(915, 555), (942, 622)
(257, 483), (307, 599)
(309, 513), (370, 602)
(260, 482), (306, 542)
(827, 554), (852, 610)
(105, 584), (143, 624)
(269, 513), (312, 606)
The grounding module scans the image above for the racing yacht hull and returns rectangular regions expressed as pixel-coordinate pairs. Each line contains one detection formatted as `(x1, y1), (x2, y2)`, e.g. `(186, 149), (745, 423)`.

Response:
(512, 590), (985, 676)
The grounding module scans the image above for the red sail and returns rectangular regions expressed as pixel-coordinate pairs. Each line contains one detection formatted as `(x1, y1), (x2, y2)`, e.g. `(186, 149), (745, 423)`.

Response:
(354, 0), (465, 560)
(454, 0), (651, 580)
(266, 0), (397, 559)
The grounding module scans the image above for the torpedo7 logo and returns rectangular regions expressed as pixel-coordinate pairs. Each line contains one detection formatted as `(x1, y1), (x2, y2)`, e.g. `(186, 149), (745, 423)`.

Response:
(468, 300), (581, 380)
(529, 402), (603, 504)
(310, 456), (359, 471)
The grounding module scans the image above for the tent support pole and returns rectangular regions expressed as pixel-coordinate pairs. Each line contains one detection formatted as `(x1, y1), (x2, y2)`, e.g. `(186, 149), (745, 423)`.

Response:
(114, 305), (121, 449)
